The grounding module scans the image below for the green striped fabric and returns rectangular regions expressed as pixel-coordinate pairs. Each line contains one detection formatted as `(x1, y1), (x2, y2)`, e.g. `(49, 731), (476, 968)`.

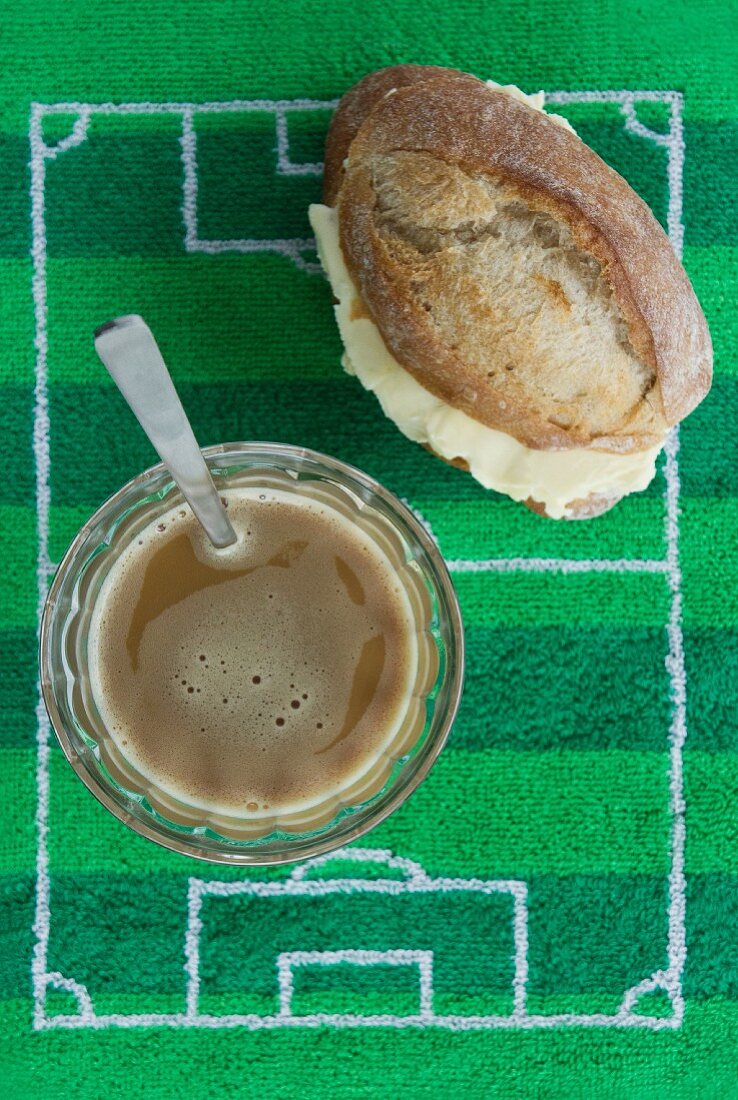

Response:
(3, 1), (737, 1095)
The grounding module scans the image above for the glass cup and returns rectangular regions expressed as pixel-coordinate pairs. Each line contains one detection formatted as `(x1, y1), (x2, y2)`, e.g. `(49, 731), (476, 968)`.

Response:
(40, 443), (464, 865)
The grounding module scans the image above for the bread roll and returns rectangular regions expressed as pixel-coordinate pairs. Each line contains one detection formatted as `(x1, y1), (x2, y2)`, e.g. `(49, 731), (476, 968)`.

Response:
(312, 66), (712, 518)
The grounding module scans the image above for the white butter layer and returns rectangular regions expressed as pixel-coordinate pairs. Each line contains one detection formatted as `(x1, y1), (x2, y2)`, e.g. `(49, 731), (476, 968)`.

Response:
(484, 80), (578, 135)
(310, 85), (662, 520)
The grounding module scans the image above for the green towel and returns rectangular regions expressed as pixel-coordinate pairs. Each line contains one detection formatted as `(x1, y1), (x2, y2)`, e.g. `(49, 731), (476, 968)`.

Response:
(3, 1), (737, 1096)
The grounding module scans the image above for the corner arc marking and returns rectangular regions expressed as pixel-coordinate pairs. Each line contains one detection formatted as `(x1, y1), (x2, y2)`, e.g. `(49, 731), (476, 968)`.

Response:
(44, 971), (95, 1024)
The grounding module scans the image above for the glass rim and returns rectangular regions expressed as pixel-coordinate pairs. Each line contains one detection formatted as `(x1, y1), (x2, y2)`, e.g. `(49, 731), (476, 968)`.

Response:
(40, 441), (465, 866)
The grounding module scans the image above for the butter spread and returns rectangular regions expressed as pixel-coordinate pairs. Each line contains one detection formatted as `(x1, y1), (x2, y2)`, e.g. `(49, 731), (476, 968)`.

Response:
(484, 80), (578, 135)
(309, 86), (662, 519)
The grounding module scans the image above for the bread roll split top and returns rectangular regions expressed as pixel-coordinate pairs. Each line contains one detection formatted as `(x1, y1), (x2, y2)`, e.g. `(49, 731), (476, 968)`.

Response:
(324, 65), (712, 456)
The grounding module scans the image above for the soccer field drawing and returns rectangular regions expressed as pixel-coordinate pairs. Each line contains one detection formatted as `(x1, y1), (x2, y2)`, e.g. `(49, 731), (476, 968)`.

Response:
(31, 89), (688, 1031)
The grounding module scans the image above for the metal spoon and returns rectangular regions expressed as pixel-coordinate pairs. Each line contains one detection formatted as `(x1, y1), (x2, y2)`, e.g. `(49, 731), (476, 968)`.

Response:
(94, 315), (237, 549)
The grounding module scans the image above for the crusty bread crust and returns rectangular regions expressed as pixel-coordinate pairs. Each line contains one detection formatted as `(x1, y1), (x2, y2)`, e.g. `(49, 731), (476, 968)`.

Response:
(524, 493), (624, 520)
(330, 68), (712, 454)
(323, 65), (478, 205)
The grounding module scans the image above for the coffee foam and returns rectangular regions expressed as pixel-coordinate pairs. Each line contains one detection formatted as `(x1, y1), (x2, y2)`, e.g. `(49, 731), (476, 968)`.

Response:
(88, 482), (428, 831)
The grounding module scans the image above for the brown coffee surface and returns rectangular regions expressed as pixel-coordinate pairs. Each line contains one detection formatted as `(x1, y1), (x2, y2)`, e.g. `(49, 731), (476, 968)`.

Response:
(89, 487), (419, 817)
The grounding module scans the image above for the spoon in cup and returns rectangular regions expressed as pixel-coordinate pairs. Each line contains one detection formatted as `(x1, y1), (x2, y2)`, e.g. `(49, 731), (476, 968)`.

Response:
(94, 314), (237, 549)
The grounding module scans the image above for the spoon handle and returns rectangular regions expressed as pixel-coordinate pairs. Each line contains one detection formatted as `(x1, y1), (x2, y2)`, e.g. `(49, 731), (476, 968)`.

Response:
(94, 315), (237, 549)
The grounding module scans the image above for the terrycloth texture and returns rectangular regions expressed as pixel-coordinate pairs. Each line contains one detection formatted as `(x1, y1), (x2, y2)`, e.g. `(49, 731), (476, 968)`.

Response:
(2, 2), (737, 1096)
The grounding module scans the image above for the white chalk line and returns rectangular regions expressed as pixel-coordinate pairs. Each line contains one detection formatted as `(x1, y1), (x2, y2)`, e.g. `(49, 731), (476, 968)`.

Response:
(447, 557), (668, 575)
(30, 100), (103, 1031)
(403, 501), (669, 575)
(30, 103), (54, 1033)
(663, 427), (687, 1024)
(277, 949), (435, 1020)
(38, 98), (340, 115)
(37, 1008), (681, 1032)
(546, 89), (682, 105)
(182, 851), (529, 1026)
(275, 106), (323, 176)
(31, 90), (686, 1031)
(177, 101), (321, 271)
(49, 849), (673, 1030)
(656, 91), (687, 1025)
